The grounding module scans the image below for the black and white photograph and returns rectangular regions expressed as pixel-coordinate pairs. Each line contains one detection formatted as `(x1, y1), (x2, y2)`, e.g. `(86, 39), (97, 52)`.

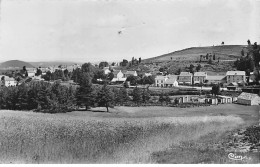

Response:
(0, 0), (259, 164)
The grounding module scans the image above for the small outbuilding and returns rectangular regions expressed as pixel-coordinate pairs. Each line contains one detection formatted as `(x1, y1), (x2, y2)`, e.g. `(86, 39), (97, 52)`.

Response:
(237, 92), (260, 106)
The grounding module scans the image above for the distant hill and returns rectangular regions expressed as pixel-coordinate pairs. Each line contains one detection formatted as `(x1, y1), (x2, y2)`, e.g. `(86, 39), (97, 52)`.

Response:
(143, 45), (246, 63)
(29, 61), (81, 67)
(0, 60), (34, 69)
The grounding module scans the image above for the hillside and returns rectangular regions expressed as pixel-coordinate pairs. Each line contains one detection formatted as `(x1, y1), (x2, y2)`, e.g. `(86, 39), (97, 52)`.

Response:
(143, 45), (246, 63)
(0, 60), (34, 69)
(29, 61), (80, 68)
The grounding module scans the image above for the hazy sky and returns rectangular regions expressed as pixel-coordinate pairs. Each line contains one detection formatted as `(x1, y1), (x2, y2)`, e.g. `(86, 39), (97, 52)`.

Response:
(0, 0), (259, 63)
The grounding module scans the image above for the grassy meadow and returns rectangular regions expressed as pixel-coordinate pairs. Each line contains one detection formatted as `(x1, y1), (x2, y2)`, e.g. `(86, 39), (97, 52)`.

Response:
(0, 104), (258, 163)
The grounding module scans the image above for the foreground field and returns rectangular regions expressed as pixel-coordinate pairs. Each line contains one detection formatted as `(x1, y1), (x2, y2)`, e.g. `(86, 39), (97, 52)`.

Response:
(0, 104), (258, 163)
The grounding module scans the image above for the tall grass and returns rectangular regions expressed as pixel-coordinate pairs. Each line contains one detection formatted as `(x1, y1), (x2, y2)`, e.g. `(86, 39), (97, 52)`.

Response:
(0, 110), (244, 163)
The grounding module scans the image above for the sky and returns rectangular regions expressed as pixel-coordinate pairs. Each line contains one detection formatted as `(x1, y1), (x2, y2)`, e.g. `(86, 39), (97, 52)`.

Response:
(0, 0), (259, 63)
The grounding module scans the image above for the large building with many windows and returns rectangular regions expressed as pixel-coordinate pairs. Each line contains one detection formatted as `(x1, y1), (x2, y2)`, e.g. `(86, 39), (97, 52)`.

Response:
(226, 71), (246, 84)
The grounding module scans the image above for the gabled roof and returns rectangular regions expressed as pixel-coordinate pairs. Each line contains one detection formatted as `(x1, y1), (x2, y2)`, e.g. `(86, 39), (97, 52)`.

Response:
(125, 71), (136, 75)
(226, 71), (245, 76)
(112, 70), (122, 77)
(165, 78), (177, 84)
(155, 76), (167, 80)
(167, 75), (178, 80)
(228, 82), (238, 86)
(206, 75), (226, 81)
(4, 76), (15, 81)
(194, 72), (207, 76)
(238, 92), (259, 100)
(179, 72), (192, 76)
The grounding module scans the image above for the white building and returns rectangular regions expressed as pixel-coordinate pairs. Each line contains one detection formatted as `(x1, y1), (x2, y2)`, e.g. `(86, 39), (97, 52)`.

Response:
(103, 67), (111, 75)
(226, 71), (246, 84)
(3, 76), (17, 87)
(165, 75), (179, 87)
(155, 76), (168, 87)
(237, 92), (260, 106)
(111, 70), (126, 82)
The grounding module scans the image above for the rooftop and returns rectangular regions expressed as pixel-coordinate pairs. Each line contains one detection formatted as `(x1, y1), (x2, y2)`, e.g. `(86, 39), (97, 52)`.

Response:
(194, 72), (207, 76)
(125, 71), (137, 75)
(226, 71), (245, 76)
(206, 75), (226, 80)
(179, 72), (192, 76)
(238, 92), (259, 100)
(155, 76), (167, 80)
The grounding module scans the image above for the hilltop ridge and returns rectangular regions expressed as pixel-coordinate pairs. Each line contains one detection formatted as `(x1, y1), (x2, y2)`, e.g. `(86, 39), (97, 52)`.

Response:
(143, 45), (246, 63)
(0, 60), (34, 69)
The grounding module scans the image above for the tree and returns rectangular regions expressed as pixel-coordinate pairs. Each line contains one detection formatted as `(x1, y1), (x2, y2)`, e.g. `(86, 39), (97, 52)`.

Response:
(42, 71), (52, 81)
(96, 84), (114, 112)
(139, 57), (142, 63)
(208, 58), (213, 64)
(245, 69), (250, 84)
(159, 92), (166, 105)
(211, 84), (220, 96)
(247, 39), (251, 45)
(115, 87), (130, 105)
(241, 49), (245, 56)
(142, 88), (151, 104)
(189, 64), (195, 74)
(142, 75), (155, 85)
(174, 98), (179, 105)
(99, 61), (109, 69)
(196, 64), (202, 72)
(176, 68), (181, 75)
(35, 68), (42, 76)
(159, 67), (164, 73)
(126, 75), (141, 86)
(221, 41), (224, 45)
(132, 87), (142, 106)
(107, 72), (114, 81)
(213, 54), (216, 60)
(76, 72), (96, 110)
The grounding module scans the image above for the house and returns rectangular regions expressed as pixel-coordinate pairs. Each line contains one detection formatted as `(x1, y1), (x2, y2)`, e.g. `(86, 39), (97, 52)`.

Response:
(144, 73), (152, 77)
(103, 67), (111, 75)
(178, 72), (193, 85)
(237, 92), (260, 105)
(227, 82), (238, 90)
(155, 76), (168, 87)
(193, 72), (207, 84)
(217, 95), (233, 104)
(165, 75), (178, 87)
(111, 70), (126, 83)
(3, 76), (17, 87)
(206, 75), (226, 85)
(226, 71), (246, 84)
(26, 68), (36, 77)
(124, 71), (138, 78)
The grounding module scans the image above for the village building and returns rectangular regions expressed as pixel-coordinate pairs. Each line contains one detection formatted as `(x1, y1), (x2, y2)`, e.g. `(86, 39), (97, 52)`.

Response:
(237, 92), (260, 105)
(227, 82), (239, 90)
(124, 71), (138, 78)
(144, 73), (152, 77)
(103, 67), (111, 75)
(111, 70), (126, 83)
(226, 71), (246, 84)
(177, 72), (193, 85)
(217, 95), (233, 104)
(26, 68), (36, 77)
(206, 75), (226, 85)
(155, 76), (168, 87)
(193, 72), (207, 84)
(3, 76), (17, 87)
(164, 75), (178, 87)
